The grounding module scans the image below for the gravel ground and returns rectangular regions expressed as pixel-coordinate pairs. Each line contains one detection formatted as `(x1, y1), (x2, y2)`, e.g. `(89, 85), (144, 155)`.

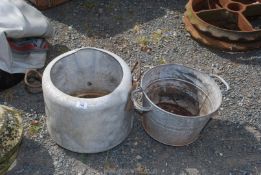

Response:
(1, 0), (261, 174)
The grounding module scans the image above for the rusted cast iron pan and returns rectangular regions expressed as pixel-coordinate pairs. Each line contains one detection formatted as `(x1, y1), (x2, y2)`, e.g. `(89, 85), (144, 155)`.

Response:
(183, 15), (261, 51)
(185, 0), (261, 41)
(28, 0), (70, 10)
(0, 106), (23, 175)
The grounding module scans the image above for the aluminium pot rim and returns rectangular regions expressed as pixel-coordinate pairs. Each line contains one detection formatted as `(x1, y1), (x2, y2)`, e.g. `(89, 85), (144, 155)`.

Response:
(42, 47), (132, 106)
(140, 63), (222, 119)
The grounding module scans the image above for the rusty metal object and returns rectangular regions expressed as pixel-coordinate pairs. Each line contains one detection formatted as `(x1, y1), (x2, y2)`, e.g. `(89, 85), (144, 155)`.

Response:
(183, 15), (261, 51)
(125, 60), (142, 112)
(184, 0), (261, 51)
(28, 0), (70, 10)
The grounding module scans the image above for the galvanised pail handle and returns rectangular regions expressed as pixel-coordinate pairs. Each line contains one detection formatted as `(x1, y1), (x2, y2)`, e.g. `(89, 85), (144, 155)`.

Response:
(131, 87), (152, 113)
(210, 74), (230, 91)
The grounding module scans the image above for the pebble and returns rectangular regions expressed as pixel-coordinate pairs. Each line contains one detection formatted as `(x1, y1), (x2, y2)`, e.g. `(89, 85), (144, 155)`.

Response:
(136, 155), (142, 160)
(98, 8), (103, 14)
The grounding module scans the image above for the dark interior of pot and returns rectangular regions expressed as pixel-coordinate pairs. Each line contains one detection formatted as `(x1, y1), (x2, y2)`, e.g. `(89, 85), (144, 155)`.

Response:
(144, 79), (213, 117)
(50, 49), (123, 98)
(0, 70), (24, 91)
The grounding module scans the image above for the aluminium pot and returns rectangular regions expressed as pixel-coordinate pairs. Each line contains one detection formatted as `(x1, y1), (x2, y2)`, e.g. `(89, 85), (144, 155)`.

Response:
(131, 64), (229, 146)
(42, 47), (133, 153)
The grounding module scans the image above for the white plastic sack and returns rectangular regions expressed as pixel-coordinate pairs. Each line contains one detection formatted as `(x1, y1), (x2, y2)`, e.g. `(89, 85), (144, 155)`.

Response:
(0, 0), (53, 73)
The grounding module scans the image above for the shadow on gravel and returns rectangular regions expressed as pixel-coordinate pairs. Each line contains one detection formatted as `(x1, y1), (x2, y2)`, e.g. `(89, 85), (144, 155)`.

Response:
(46, 44), (70, 64)
(7, 138), (54, 175)
(64, 117), (261, 174)
(209, 49), (261, 66)
(43, 0), (186, 38)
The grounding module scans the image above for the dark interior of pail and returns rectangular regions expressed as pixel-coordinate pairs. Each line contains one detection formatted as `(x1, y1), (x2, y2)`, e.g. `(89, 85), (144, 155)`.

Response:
(145, 79), (213, 117)
(50, 49), (123, 98)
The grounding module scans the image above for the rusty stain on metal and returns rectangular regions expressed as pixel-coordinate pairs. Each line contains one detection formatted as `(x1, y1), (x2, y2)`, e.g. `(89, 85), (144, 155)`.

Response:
(70, 90), (110, 98)
(156, 102), (194, 116)
(183, 0), (261, 51)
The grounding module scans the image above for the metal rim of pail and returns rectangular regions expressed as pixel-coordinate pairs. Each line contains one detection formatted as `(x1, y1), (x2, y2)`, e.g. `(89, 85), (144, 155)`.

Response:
(140, 64), (223, 119)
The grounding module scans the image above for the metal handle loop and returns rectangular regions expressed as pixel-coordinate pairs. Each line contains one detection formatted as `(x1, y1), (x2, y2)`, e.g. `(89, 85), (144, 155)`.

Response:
(210, 74), (230, 91)
(131, 60), (142, 83)
(131, 87), (152, 113)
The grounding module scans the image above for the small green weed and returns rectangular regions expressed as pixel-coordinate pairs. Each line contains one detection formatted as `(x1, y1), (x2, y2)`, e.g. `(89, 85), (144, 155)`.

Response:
(83, 1), (96, 10)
